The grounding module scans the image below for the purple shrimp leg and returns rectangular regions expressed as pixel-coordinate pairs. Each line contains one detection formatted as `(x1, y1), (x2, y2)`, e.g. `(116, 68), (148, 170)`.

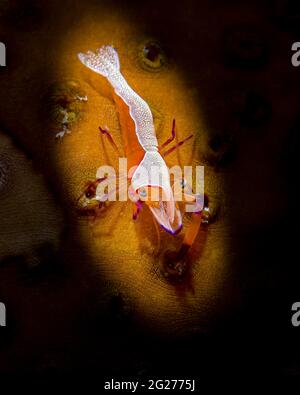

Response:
(99, 126), (122, 157)
(161, 134), (193, 158)
(159, 119), (176, 150)
(132, 200), (143, 220)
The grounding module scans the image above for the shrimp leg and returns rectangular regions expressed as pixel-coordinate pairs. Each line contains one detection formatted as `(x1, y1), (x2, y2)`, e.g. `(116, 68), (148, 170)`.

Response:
(99, 126), (122, 157)
(159, 119), (176, 150)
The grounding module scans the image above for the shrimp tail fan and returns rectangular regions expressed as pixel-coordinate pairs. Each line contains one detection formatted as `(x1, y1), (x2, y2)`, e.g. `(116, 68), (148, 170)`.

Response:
(78, 45), (120, 77)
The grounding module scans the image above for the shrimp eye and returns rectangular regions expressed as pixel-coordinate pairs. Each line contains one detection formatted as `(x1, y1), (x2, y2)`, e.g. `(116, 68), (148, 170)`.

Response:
(138, 187), (147, 198)
(139, 41), (166, 71)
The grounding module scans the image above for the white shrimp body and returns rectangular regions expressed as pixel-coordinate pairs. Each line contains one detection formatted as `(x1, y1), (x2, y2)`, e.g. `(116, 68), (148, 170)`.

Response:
(78, 46), (158, 151)
(78, 45), (182, 233)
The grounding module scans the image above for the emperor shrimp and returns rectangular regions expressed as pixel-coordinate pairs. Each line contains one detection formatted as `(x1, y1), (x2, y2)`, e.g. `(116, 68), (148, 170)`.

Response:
(77, 45), (205, 249)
